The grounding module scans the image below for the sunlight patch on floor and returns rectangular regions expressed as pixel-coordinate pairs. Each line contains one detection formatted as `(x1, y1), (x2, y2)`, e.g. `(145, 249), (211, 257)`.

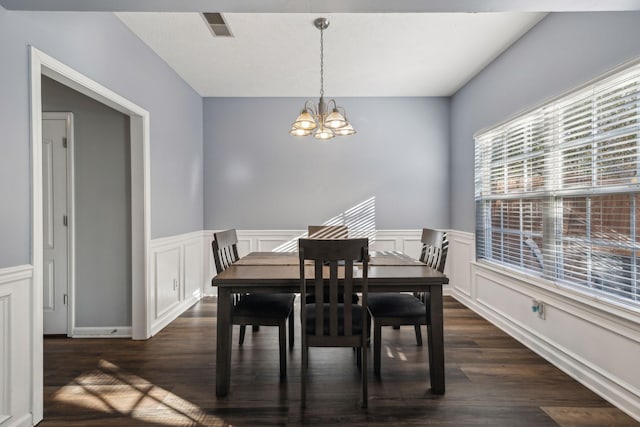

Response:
(52, 359), (226, 426)
(384, 345), (407, 361)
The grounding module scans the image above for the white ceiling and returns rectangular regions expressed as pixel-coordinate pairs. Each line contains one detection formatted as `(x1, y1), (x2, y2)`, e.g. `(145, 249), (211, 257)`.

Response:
(116, 12), (545, 97)
(4, 1), (639, 98)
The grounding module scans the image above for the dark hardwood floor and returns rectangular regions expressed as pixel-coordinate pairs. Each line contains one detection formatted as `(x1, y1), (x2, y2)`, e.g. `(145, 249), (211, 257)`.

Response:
(41, 297), (638, 426)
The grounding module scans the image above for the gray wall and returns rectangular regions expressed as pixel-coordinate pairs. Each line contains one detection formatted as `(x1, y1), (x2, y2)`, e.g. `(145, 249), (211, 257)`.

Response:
(204, 97), (450, 230)
(450, 11), (640, 232)
(0, 7), (203, 269)
(42, 76), (132, 327)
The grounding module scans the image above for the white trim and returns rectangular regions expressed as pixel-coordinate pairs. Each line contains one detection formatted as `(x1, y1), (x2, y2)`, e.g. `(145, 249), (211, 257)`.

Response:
(1, 413), (32, 427)
(0, 265), (33, 284)
(150, 293), (201, 337)
(29, 46), (152, 425)
(65, 113), (75, 339)
(71, 327), (133, 338)
(0, 295), (9, 423)
(28, 48), (44, 426)
(150, 230), (204, 250)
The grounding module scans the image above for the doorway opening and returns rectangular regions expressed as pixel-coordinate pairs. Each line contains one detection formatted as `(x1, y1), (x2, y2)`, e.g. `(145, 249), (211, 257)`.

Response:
(29, 46), (151, 423)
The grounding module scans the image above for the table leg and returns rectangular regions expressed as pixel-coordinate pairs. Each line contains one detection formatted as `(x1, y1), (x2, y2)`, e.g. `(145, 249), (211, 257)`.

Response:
(427, 285), (445, 394)
(216, 287), (233, 397)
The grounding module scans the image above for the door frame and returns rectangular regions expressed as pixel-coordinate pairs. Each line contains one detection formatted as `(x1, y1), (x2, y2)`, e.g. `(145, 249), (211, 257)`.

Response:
(29, 46), (152, 423)
(42, 112), (75, 336)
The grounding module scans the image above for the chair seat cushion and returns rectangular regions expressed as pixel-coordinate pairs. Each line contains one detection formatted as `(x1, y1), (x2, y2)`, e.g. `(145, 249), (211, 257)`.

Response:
(305, 303), (364, 336)
(368, 293), (428, 319)
(233, 293), (295, 319)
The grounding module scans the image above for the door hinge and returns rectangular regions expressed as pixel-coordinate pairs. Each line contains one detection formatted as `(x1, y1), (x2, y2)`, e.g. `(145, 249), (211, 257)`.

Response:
(62, 137), (67, 148)
(63, 294), (68, 305)
(63, 215), (68, 226)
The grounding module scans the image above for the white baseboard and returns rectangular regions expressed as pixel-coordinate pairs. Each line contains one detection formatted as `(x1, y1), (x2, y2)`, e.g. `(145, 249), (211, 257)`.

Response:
(2, 413), (32, 427)
(150, 293), (200, 336)
(70, 326), (133, 338)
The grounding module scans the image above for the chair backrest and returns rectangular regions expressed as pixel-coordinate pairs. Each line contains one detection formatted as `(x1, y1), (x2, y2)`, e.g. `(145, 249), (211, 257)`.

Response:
(308, 225), (349, 239)
(299, 238), (369, 339)
(212, 229), (240, 274)
(420, 228), (448, 273)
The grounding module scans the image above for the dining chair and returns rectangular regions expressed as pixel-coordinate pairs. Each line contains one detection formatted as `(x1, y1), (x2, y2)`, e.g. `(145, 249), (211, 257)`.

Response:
(367, 228), (448, 377)
(306, 225), (359, 305)
(299, 237), (369, 408)
(212, 229), (295, 378)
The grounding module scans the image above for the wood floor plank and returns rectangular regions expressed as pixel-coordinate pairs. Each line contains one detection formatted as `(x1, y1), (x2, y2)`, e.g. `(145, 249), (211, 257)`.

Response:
(39, 296), (638, 426)
(542, 406), (639, 427)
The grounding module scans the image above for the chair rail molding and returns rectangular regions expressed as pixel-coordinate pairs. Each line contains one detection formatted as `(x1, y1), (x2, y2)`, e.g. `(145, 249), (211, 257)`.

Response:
(0, 264), (34, 427)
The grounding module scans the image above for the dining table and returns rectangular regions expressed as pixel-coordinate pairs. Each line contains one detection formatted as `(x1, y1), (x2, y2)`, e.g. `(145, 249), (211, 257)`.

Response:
(211, 250), (449, 397)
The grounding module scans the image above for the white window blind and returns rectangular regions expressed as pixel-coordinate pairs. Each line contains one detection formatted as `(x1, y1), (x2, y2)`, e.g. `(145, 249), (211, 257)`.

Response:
(475, 61), (640, 308)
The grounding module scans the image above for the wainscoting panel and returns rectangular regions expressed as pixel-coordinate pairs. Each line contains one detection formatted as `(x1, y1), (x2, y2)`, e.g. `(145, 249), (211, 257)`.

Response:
(183, 239), (203, 302)
(0, 295), (8, 425)
(445, 230), (474, 298)
(149, 231), (204, 336)
(448, 234), (640, 422)
(0, 265), (34, 427)
(154, 246), (181, 319)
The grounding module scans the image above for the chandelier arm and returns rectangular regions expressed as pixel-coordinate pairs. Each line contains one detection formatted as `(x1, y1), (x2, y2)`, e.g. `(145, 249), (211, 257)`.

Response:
(304, 100), (318, 115)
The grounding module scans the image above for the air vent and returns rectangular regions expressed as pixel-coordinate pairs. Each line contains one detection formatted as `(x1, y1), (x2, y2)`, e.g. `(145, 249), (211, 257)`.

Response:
(202, 13), (233, 37)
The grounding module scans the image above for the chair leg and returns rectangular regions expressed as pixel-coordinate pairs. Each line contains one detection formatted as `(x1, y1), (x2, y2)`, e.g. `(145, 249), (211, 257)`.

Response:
(279, 321), (287, 378)
(374, 321), (382, 377)
(414, 324), (423, 347)
(356, 347), (362, 370)
(361, 338), (368, 408)
(239, 325), (246, 345)
(252, 325), (260, 332)
(393, 325), (400, 330)
(301, 338), (307, 408)
(288, 311), (295, 350)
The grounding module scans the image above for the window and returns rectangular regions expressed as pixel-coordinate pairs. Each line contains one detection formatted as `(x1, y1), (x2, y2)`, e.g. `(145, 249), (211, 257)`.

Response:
(475, 61), (640, 309)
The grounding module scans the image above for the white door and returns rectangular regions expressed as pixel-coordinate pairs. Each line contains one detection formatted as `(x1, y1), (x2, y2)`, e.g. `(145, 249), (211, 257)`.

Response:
(42, 113), (73, 335)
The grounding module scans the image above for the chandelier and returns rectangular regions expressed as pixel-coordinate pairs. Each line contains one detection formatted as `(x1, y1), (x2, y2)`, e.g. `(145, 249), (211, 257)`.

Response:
(289, 18), (356, 140)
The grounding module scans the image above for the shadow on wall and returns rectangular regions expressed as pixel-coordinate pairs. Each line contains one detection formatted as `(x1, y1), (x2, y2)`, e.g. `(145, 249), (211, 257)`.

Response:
(273, 197), (376, 252)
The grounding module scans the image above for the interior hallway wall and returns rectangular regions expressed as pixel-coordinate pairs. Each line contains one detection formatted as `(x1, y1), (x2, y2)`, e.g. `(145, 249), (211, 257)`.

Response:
(42, 76), (132, 327)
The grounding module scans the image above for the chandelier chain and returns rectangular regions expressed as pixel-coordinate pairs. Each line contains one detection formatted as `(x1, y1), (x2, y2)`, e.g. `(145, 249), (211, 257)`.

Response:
(320, 25), (324, 98)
